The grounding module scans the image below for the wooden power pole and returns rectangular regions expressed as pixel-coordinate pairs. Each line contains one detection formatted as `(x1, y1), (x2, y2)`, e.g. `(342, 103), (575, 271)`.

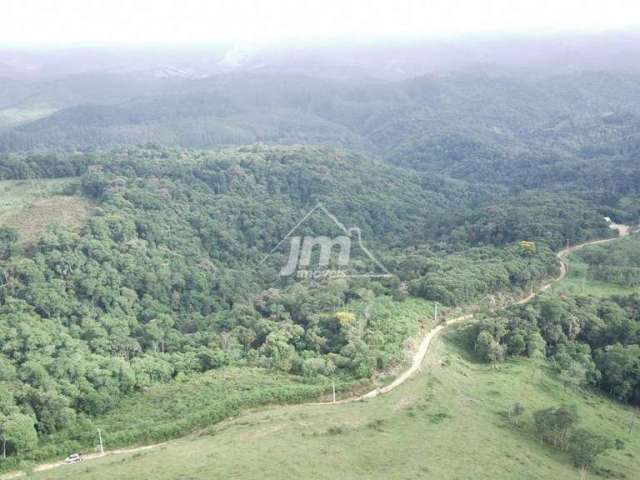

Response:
(97, 428), (104, 455)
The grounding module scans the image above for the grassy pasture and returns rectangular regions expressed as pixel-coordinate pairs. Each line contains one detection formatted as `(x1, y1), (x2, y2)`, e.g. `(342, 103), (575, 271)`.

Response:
(552, 235), (640, 297)
(34, 328), (640, 480)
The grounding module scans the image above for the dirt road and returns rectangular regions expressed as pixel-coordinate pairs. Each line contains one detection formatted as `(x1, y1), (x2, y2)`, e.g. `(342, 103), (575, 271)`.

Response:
(0, 444), (164, 479)
(317, 226), (630, 404)
(1, 227), (630, 479)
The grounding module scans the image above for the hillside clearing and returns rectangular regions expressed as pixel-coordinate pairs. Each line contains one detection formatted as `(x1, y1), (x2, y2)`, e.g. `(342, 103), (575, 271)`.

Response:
(0, 178), (91, 242)
(552, 234), (640, 297)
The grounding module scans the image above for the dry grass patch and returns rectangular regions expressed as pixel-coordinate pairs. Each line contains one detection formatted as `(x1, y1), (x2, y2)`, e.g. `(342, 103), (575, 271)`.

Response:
(0, 178), (92, 244)
(3, 195), (91, 243)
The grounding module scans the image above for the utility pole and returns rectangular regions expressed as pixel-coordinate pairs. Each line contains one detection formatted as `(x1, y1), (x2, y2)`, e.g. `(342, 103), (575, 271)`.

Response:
(332, 381), (336, 403)
(434, 304), (439, 324)
(97, 428), (104, 455)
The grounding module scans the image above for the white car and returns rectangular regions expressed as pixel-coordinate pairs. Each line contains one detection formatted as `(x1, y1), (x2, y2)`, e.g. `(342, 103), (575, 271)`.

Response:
(64, 453), (83, 464)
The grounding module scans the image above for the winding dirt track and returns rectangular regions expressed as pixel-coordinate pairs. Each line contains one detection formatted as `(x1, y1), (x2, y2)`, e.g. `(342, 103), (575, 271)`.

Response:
(314, 224), (630, 405)
(1, 227), (630, 479)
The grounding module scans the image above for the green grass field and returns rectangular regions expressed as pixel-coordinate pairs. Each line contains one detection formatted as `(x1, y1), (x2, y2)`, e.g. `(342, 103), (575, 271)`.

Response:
(34, 367), (347, 460)
(0, 178), (90, 243)
(552, 236), (640, 297)
(552, 257), (637, 297)
(33, 326), (640, 480)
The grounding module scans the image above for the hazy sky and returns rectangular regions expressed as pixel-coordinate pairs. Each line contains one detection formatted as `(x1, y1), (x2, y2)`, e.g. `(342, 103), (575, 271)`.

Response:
(3, 0), (640, 46)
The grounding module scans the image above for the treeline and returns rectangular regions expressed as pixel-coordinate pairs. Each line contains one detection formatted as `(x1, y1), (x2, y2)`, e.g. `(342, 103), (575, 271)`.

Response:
(506, 403), (620, 473)
(471, 294), (640, 406)
(0, 152), (94, 180)
(384, 242), (558, 306)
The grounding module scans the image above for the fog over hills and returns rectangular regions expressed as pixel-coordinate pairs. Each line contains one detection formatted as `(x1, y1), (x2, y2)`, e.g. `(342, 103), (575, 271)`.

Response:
(2, 31), (640, 81)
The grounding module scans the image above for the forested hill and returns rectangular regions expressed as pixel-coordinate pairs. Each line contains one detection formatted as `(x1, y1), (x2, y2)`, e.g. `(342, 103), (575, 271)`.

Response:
(0, 142), (620, 464)
(0, 67), (639, 470)
(1, 72), (639, 164)
(2, 71), (640, 213)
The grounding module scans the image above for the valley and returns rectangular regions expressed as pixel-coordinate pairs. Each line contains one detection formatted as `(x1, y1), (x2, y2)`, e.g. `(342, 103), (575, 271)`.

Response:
(1, 31), (640, 480)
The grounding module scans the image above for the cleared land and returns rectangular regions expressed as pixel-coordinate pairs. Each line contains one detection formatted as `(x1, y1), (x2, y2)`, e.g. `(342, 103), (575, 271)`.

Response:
(552, 234), (640, 297)
(0, 178), (91, 243)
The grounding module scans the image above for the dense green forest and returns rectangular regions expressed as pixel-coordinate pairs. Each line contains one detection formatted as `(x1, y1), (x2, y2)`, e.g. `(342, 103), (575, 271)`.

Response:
(0, 68), (639, 473)
(0, 143), (617, 466)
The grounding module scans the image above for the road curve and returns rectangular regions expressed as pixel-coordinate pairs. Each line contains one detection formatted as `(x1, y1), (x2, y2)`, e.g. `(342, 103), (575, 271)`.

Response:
(316, 226), (630, 405)
(0, 227), (630, 479)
